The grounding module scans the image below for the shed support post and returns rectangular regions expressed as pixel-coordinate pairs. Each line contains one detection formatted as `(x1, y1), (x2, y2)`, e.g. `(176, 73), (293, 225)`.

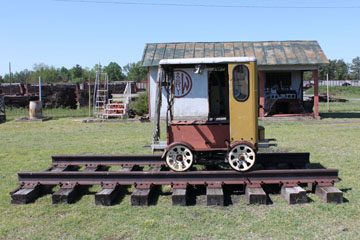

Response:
(259, 71), (265, 117)
(312, 70), (319, 117)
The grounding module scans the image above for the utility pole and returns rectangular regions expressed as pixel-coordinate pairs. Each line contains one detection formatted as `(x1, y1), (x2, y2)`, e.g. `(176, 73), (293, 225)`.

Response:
(326, 74), (329, 112)
(9, 62), (12, 95)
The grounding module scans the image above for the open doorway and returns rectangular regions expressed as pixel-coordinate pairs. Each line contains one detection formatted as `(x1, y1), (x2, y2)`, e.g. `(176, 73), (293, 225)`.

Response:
(208, 70), (228, 119)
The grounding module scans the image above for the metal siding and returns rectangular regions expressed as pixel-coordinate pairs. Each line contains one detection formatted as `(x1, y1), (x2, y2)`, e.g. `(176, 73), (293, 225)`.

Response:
(195, 43), (205, 58)
(263, 42), (277, 65)
(141, 41), (328, 66)
(205, 43), (215, 58)
(243, 42), (255, 57)
(312, 43), (329, 63)
(164, 43), (176, 60)
(174, 43), (186, 59)
(253, 42), (266, 65)
(224, 42), (235, 57)
(184, 43), (195, 58)
(282, 42), (299, 64)
(142, 44), (157, 66)
(233, 42), (245, 57)
(291, 42), (310, 64)
(272, 42), (288, 64)
(152, 43), (167, 65)
(214, 43), (223, 57)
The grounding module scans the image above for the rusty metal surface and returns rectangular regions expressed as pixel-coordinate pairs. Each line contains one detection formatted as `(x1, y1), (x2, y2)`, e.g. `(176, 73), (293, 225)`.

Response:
(17, 169), (339, 186)
(51, 152), (309, 168)
(141, 41), (329, 67)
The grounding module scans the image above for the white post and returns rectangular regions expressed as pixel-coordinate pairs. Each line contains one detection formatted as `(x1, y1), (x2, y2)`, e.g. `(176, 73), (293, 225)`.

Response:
(326, 74), (329, 112)
(39, 76), (42, 101)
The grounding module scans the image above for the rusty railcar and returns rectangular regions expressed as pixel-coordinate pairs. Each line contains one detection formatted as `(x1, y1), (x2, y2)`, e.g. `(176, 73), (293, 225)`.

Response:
(151, 57), (272, 172)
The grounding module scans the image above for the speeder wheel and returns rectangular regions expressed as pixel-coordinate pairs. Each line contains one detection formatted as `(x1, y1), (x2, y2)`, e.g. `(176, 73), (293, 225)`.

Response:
(228, 144), (256, 172)
(166, 145), (193, 172)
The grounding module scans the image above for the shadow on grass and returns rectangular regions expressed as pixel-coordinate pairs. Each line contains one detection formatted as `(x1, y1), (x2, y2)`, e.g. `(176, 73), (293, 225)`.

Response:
(306, 163), (326, 169)
(320, 112), (360, 118)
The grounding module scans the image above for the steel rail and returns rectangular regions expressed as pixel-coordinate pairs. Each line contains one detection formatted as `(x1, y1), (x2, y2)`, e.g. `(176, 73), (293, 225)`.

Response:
(17, 168), (338, 186)
(51, 152), (310, 167)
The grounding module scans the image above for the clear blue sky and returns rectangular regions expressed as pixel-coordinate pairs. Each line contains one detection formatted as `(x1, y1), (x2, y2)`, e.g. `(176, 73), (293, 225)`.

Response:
(1, 0), (360, 76)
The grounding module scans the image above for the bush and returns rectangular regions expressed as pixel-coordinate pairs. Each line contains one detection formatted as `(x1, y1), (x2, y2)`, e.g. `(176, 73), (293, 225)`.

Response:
(129, 91), (148, 115)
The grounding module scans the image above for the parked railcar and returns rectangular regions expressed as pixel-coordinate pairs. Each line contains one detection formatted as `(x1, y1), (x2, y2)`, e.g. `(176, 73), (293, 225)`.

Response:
(152, 57), (270, 172)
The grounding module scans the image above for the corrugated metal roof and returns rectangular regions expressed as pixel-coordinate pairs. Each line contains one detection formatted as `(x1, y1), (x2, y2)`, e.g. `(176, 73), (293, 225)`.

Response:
(141, 41), (329, 67)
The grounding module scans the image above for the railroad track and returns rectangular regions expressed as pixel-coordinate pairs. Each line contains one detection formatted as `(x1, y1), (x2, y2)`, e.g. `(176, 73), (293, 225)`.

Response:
(10, 152), (343, 206)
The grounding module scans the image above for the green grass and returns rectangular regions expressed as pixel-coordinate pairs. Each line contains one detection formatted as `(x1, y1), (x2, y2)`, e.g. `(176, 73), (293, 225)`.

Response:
(4, 107), (91, 121)
(305, 86), (360, 99)
(1, 113), (360, 239)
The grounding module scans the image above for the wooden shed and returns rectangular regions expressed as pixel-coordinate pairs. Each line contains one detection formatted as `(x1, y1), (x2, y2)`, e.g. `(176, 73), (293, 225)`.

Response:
(141, 41), (328, 118)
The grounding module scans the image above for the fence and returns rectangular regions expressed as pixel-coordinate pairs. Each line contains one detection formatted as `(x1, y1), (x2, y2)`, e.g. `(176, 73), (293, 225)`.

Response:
(304, 80), (360, 87)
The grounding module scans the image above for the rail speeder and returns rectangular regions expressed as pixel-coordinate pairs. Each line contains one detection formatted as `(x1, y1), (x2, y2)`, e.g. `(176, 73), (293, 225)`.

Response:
(151, 57), (274, 172)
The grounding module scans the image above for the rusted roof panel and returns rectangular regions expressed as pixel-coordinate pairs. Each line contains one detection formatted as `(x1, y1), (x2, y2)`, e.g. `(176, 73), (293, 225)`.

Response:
(204, 43), (215, 58)
(194, 43), (205, 58)
(184, 43), (195, 58)
(141, 41), (329, 66)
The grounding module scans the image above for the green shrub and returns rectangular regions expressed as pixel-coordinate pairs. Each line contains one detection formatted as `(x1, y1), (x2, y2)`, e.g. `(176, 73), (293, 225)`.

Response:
(129, 91), (148, 115)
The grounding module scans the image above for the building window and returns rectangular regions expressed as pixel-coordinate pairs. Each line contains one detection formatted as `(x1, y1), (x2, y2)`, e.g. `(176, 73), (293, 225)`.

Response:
(233, 65), (249, 101)
(265, 72), (291, 89)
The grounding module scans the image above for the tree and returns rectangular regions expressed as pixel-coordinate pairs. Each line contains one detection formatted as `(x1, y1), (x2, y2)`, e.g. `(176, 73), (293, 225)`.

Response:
(123, 61), (147, 82)
(14, 69), (31, 84)
(104, 62), (125, 82)
(350, 56), (360, 79)
(0, 75), (3, 83)
(59, 67), (71, 82)
(334, 59), (348, 80)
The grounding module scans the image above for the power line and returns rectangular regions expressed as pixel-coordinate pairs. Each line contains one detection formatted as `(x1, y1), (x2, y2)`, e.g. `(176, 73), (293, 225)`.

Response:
(53, 0), (360, 9)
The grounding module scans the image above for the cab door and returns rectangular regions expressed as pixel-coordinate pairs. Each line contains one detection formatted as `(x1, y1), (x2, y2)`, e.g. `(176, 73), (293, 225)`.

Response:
(228, 61), (258, 148)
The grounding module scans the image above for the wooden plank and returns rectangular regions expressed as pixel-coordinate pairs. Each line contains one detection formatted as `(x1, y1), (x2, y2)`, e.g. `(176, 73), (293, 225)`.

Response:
(131, 187), (152, 206)
(11, 186), (41, 204)
(174, 43), (185, 59)
(204, 43), (215, 58)
(245, 186), (267, 204)
(315, 186), (343, 204)
(281, 186), (307, 204)
(194, 43), (205, 58)
(172, 188), (188, 206)
(233, 42), (245, 57)
(224, 42), (235, 57)
(95, 186), (121, 206)
(52, 186), (80, 204)
(184, 42), (195, 58)
(206, 186), (224, 206)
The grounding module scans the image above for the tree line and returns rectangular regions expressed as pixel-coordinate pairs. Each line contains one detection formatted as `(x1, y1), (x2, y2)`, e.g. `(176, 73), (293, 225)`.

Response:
(304, 56), (360, 80)
(0, 61), (147, 84)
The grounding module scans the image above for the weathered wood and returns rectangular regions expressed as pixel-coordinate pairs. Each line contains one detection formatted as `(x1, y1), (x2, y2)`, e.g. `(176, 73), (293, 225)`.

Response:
(315, 186), (343, 204)
(245, 186), (267, 204)
(95, 186), (121, 206)
(172, 188), (188, 206)
(281, 186), (307, 204)
(11, 186), (41, 204)
(52, 186), (80, 204)
(131, 187), (152, 206)
(206, 187), (224, 206)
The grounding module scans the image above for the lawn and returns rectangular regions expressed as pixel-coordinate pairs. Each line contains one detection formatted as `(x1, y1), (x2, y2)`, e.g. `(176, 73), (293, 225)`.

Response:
(1, 109), (360, 239)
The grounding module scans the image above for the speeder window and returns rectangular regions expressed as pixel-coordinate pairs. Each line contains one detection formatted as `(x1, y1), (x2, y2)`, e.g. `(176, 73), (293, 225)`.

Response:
(233, 65), (249, 101)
